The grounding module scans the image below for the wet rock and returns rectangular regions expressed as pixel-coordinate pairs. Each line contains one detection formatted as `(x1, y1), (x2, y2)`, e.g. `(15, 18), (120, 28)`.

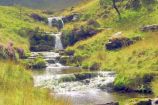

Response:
(82, 79), (90, 85)
(141, 24), (158, 32)
(74, 72), (98, 81)
(98, 82), (114, 92)
(135, 99), (152, 105)
(59, 56), (72, 65)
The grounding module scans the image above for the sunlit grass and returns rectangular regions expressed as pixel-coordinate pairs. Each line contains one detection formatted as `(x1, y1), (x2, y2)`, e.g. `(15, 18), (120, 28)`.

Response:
(0, 61), (71, 105)
(0, 6), (53, 51)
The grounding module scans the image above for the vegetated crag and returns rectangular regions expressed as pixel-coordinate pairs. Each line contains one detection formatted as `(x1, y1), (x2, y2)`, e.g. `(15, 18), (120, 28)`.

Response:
(62, 13), (80, 23)
(105, 32), (142, 50)
(61, 25), (100, 48)
(141, 24), (158, 32)
(29, 29), (55, 52)
(30, 13), (48, 23)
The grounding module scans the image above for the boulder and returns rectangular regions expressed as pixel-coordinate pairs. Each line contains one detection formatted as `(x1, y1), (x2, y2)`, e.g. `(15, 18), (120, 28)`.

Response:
(105, 32), (142, 50)
(106, 38), (133, 50)
(141, 24), (158, 32)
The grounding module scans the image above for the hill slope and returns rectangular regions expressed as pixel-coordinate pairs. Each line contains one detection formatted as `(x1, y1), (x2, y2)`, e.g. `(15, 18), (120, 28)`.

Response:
(59, 0), (158, 104)
(0, 6), (52, 51)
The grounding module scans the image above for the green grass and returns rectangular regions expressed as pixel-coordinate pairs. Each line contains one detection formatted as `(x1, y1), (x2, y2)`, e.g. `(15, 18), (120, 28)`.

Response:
(0, 61), (71, 105)
(61, 0), (158, 103)
(0, 6), (53, 51)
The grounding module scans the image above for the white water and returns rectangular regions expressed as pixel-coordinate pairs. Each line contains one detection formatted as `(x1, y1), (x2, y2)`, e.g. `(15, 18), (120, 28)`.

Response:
(48, 17), (64, 28)
(32, 17), (116, 105)
(32, 51), (116, 105)
(48, 17), (64, 50)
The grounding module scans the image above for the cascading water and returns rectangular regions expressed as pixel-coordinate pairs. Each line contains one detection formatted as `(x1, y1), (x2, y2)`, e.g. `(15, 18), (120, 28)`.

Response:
(48, 17), (64, 50)
(50, 32), (63, 50)
(32, 16), (116, 105)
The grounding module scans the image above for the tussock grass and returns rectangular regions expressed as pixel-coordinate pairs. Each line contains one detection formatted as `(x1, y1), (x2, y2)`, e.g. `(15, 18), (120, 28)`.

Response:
(0, 61), (71, 105)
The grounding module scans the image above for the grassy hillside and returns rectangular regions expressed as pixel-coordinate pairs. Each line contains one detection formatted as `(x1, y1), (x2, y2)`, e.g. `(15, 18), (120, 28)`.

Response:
(59, 0), (158, 103)
(0, 6), (52, 51)
(0, 61), (70, 105)
(0, 6), (71, 105)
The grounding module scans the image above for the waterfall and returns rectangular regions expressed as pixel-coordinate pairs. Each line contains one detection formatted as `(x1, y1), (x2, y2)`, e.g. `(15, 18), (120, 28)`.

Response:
(48, 17), (64, 28)
(48, 17), (64, 50)
(50, 32), (63, 50)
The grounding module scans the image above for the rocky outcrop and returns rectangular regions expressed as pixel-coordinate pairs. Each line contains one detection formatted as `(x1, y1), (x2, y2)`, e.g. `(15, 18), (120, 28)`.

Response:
(61, 25), (99, 47)
(105, 32), (133, 50)
(29, 31), (55, 52)
(105, 32), (142, 50)
(30, 13), (47, 23)
(141, 24), (158, 32)
(62, 13), (80, 23)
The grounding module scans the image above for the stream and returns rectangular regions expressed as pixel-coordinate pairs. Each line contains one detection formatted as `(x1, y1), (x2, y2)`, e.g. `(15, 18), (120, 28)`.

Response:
(32, 51), (116, 105)
(31, 17), (151, 105)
